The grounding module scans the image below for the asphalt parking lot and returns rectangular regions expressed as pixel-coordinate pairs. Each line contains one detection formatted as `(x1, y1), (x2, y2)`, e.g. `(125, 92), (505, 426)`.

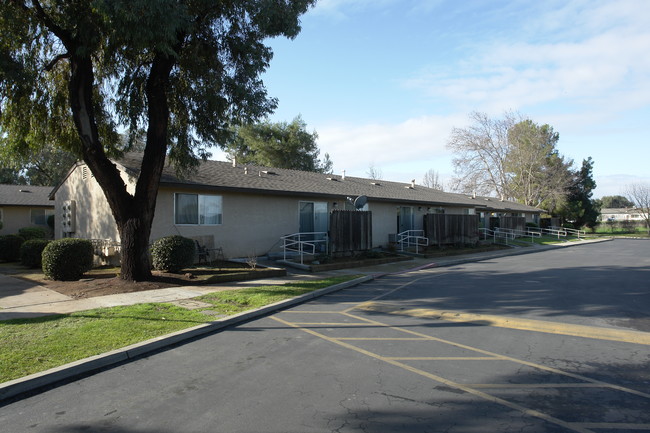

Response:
(1, 239), (648, 432)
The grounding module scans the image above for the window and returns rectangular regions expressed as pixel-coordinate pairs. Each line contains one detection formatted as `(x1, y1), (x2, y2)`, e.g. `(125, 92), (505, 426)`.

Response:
(31, 208), (54, 225)
(398, 206), (414, 232)
(174, 193), (222, 225)
(299, 201), (328, 233)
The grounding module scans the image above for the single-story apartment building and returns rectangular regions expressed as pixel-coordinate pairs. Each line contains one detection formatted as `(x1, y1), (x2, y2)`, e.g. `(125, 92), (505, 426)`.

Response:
(50, 153), (543, 259)
(0, 184), (55, 236)
(599, 207), (646, 222)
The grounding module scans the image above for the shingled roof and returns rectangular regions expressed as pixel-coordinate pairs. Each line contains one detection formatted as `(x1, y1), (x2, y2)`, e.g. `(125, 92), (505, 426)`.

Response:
(0, 184), (54, 207)
(114, 153), (542, 213)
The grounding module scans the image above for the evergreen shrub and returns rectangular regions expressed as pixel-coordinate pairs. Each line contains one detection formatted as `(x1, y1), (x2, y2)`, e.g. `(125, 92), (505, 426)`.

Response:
(0, 234), (25, 262)
(20, 239), (51, 268)
(42, 238), (94, 281)
(18, 226), (47, 241)
(150, 235), (196, 273)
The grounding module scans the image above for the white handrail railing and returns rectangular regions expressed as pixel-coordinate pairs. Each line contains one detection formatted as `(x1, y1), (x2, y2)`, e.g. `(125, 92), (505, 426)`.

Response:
(397, 230), (429, 254)
(549, 225), (585, 239)
(494, 227), (541, 244)
(543, 227), (567, 239)
(281, 232), (328, 265)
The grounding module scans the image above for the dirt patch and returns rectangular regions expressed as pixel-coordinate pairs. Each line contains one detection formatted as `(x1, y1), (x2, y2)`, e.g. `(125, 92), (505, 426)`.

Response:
(30, 271), (200, 299)
(1, 261), (281, 300)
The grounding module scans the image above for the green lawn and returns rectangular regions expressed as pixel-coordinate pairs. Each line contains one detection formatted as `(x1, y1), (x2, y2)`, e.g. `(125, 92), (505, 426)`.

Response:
(0, 275), (358, 383)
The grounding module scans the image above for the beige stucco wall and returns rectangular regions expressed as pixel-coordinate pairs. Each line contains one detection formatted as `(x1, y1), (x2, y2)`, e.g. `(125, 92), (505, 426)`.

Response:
(368, 202), (397, 247)
(151, 195), (478, 257)
(151, 188), (338, 258)
(54, 165), (135, 241)
(0, 206), (53, 236)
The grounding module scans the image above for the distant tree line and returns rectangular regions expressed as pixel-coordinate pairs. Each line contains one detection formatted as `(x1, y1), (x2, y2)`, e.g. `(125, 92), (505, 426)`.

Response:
(446, 111), (599, 229)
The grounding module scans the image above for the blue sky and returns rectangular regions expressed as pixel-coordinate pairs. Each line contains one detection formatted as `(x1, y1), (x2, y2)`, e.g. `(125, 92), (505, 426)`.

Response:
(214, 0), (650, 198)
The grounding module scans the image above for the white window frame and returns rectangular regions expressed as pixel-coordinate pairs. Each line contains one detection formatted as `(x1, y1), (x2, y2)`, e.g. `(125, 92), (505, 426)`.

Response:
(174, 193), (223, 226)
(299, 201), (328, 233)
(30, 208), (54, 226)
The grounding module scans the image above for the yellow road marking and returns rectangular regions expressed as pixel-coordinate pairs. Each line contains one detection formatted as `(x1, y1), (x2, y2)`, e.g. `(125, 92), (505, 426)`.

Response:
(468, 383), (609, 389)
(574, 423), (650, 430)
(357, 301), (650, 346)
(385, 356), (500, 361)
(335, 337), (428, 341)
(271, 315), (596, 433)
(341, 310), (650, 399)
(281, 311), (353, 314)
(288, 322), (368, 326)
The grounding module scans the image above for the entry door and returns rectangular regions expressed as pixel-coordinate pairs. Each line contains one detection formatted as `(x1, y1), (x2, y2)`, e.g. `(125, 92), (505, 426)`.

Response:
(398, 206), (414, 233)
(299, 201), (328, 233)
(300, 201), (328, 252)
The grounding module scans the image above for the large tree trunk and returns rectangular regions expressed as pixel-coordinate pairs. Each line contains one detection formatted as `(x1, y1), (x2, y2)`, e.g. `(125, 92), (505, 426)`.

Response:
(67, 46), (174, 281)
(118, 216), (154, 281)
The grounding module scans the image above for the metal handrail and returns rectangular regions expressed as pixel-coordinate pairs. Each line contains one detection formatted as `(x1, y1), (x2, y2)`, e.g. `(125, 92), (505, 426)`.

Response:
(494, 227), (541, 245)
(281, 232), (328, 265)
(397, 230), (429, 254)
(480, 228), (512, 245)
(549, 226), (585, 239)
(543, 227), (568, 239)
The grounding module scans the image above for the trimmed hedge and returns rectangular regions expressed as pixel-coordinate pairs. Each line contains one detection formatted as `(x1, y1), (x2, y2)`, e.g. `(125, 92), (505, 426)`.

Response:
(42, 238), (94, 281)
(151, 235), (196, 273)
(0, 234), (25, 262)
(20, 239), (51, 268)
(18, 226), (47, 241)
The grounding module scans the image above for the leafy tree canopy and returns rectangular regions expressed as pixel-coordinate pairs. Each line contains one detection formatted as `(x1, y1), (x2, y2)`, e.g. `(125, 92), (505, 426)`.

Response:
(597, 195), (635, 209)
(558, 157), (600, 229)
(447, 112), (573, 211)
(506, 119), (573, 211)
(0, 0), (315, 280)
(0, 143), (76, 186)
(225, 116), (333, 173)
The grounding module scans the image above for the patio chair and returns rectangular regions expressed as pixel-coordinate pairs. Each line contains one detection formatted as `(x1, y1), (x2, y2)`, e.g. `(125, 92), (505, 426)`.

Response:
(195, 240), (210, 264)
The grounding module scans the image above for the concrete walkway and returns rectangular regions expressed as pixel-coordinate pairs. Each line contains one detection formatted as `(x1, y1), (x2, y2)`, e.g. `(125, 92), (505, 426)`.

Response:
(0, 239), (608, 321)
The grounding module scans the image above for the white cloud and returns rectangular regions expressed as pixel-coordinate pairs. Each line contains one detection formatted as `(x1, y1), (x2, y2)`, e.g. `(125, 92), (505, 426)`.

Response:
(403, 2), (650, 117)
(316, 114), (465, 179)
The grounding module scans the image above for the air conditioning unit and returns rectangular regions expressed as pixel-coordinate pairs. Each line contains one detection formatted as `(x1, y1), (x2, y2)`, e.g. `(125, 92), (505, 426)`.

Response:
(61, 200), (76, 233)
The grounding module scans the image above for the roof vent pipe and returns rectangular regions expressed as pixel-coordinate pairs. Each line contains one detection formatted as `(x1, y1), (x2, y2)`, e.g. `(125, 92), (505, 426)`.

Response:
(472, 190), (476, 199)
(232, 158), (236, 167)
(342, 170), (346, 180)
(411, 179), (416, 188)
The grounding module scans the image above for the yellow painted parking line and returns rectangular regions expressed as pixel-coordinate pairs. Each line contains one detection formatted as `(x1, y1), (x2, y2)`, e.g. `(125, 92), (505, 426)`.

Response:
(468, 383), (608, 389)
(357, 301), (650, 345)
(341, 311), (650, 400)
(271, 314), (595, 433)
(335, 337), (428, 341)
(386, 357), (500, 361)
(574, 423), (650, 430)
(281, 311), (353, 314)
(288, 322), (369, 326)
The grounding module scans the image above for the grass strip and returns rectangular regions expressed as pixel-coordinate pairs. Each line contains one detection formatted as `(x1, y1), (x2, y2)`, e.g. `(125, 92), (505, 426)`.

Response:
(0, 275), (358, 383)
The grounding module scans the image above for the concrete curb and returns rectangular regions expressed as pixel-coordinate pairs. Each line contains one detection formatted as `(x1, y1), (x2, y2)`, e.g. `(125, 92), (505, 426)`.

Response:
(0, 275), (374, 402)
(0, 238), (611, 401)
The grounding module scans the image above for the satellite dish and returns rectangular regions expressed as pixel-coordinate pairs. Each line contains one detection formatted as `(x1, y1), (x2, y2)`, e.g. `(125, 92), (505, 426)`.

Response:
(354, 195), (368, 210)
